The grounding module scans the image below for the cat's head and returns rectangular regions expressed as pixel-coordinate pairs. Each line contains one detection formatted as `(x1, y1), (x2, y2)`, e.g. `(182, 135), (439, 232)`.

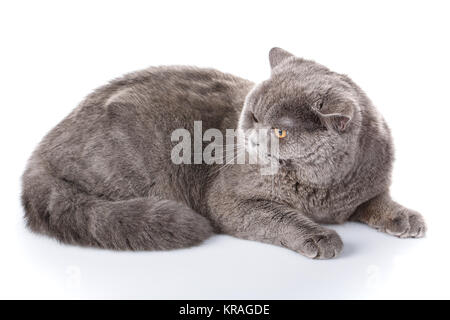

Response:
(239, 48), (363, 185)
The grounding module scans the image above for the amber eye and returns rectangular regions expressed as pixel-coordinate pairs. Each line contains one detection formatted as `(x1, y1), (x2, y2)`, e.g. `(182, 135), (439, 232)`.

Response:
(274, 128), (287, 138)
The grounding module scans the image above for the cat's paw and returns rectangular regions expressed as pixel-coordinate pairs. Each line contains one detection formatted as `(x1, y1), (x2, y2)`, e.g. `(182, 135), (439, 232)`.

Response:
(384, 209), (426, 238)
(299, 230), (343, 259)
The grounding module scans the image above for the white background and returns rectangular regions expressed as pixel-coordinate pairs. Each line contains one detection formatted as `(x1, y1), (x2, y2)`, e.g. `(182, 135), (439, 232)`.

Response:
(1, 0), (449, 299)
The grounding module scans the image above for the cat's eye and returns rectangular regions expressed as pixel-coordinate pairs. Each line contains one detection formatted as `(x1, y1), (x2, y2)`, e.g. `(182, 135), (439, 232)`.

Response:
(274, 128), (287, 138)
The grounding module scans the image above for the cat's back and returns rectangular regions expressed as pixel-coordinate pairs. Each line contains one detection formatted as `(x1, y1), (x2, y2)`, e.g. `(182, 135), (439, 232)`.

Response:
(40, 65), (253, 152)
(57, 66), (253, 139)
(29, 66), (253, 205)
(86, 65), (252, 113)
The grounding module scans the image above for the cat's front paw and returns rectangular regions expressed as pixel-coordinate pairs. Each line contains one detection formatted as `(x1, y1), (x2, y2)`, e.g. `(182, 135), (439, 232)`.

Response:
(299, 230), (343, 259)
(384, 209), (426, 238)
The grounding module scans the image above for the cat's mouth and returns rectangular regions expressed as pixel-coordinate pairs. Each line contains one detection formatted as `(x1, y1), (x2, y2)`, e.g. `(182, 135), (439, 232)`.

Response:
(249, 146), (280, 168)
(262, 152), (293, 170)
(267, 153), (291, 167)
(266, 152), (281, 163)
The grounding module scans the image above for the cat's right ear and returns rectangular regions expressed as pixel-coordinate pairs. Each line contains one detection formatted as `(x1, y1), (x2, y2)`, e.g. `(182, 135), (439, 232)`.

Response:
(316, 102), (355, 132)
(269, 47), (294, 69)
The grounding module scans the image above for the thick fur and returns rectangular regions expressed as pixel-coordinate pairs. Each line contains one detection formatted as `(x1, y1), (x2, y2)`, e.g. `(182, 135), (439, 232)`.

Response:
(21, 67), (248, 250)
(22, 49), (426, 258)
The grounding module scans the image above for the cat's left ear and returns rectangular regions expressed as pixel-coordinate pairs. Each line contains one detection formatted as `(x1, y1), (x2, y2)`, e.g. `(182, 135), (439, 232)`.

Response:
(317, 102), (355, 132)
(269, 47), (294, 69)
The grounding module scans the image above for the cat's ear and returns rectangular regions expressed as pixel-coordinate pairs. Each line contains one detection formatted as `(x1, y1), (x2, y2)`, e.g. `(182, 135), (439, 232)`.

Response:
(269, 47), (294, 69)
(317, 102), (355, 132)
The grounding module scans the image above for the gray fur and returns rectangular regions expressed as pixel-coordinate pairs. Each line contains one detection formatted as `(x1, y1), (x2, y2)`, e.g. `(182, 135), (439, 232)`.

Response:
(21, 48), (426, 258)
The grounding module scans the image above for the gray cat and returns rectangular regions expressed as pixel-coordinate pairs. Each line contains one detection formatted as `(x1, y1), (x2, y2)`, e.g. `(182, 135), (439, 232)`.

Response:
(22, 48), (426, 259)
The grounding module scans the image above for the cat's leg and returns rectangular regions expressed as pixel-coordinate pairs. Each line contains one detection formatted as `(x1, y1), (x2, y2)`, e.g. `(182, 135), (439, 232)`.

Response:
(213, 200), (343, 259)
(350, 192), (426, 238)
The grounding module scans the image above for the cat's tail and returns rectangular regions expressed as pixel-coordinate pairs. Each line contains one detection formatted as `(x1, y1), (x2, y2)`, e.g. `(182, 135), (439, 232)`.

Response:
(21, 161), (213, 250)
